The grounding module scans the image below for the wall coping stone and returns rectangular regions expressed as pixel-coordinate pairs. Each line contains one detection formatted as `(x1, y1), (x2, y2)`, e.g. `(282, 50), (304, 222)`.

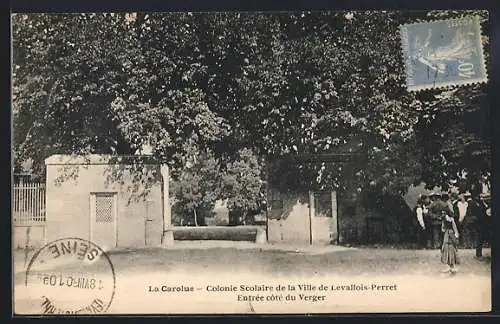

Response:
(45, 154), (162, 166)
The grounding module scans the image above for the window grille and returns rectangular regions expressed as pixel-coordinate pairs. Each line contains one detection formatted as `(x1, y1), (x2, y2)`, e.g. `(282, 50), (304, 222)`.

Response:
(95, 194), (114, 223)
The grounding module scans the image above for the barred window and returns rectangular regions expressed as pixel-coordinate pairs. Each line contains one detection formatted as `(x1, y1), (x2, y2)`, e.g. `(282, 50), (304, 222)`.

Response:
(95, 193), (114, 223)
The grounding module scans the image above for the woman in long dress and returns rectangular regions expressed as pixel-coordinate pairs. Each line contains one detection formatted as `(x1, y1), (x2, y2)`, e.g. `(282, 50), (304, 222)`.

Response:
(441, 210), (460, 273)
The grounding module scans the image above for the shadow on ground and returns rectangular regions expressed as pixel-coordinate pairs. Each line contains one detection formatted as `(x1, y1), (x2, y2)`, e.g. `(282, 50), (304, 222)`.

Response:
(15, 245), (490, 280)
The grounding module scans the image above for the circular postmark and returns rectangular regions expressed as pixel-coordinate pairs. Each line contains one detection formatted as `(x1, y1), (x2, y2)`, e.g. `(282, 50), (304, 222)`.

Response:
(25, 237), (116, 314)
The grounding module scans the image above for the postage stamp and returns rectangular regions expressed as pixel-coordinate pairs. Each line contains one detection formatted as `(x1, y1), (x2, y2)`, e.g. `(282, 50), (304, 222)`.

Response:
(400, 16), (488, 91)
(23, 238), (116, 314)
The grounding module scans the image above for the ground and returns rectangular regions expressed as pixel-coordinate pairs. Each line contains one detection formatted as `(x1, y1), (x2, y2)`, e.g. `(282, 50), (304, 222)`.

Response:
(13, 242), (492, 314)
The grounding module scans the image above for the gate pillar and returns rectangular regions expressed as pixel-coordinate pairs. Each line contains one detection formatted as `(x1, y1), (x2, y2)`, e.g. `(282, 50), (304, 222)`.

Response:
(161, 164), (174, 246)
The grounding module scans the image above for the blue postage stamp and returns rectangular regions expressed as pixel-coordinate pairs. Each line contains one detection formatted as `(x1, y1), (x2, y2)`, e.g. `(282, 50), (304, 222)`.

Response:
(400, 16), (487, 91)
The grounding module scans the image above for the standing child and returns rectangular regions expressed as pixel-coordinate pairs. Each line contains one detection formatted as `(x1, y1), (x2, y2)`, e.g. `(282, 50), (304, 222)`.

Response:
(415, 197), (428, 248)
(441, 210), (460, 273)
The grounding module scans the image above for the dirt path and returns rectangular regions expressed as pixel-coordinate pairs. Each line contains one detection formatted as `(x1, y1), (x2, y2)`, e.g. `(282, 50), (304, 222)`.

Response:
(13, 245), (491, 314)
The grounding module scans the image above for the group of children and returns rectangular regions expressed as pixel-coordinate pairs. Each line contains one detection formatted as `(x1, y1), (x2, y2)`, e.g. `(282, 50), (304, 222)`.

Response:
(415, 191), (489, 274)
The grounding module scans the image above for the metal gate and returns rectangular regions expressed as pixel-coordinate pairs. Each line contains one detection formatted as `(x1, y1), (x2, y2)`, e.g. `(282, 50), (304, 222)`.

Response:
(12, 182), (47, 247)
(12, 183), (46, 225)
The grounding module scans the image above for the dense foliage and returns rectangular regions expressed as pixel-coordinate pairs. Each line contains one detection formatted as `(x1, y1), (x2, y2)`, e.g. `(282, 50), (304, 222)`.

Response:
(12, 11), (490, 223)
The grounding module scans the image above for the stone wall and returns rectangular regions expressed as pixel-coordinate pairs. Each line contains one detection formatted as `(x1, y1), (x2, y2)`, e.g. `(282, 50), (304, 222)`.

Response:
(12, 225), (46, 249)
(266, 188), (412, 245)
(45, 155), (164, 249)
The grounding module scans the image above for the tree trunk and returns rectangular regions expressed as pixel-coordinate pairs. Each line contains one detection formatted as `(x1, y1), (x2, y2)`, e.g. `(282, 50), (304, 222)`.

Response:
(193, 208), (198, 227)
(242, 209), (248, 225)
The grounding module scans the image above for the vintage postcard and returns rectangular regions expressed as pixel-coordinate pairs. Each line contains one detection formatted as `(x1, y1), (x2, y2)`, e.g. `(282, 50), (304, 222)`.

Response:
(12, 10), (492, 315)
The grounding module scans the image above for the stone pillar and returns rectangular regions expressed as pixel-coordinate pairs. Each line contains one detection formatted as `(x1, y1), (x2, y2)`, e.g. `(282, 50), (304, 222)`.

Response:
(308, 191), (314, 245)
(255, 227), (267, 244)
(331, 190), (339, 244)
(160, 164), (174, 246)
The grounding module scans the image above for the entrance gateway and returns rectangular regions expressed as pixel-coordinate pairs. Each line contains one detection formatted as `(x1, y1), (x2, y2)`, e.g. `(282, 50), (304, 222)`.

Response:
(265, 152), (365, 245)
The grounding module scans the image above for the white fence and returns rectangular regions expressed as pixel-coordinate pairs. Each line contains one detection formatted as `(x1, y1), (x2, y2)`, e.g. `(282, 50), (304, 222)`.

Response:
(12, 183), (46, 225)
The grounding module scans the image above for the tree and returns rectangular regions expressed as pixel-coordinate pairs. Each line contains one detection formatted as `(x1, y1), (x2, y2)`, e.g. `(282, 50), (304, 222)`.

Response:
(222, 148), (264, 225)
(250, 11), (490, 197)
(12, 10), (490, 204)
(169, 146), (222, 226)
(12, 13), (141, 179)
(12, 13), (233, 178)
(409, 10), (490, 194)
